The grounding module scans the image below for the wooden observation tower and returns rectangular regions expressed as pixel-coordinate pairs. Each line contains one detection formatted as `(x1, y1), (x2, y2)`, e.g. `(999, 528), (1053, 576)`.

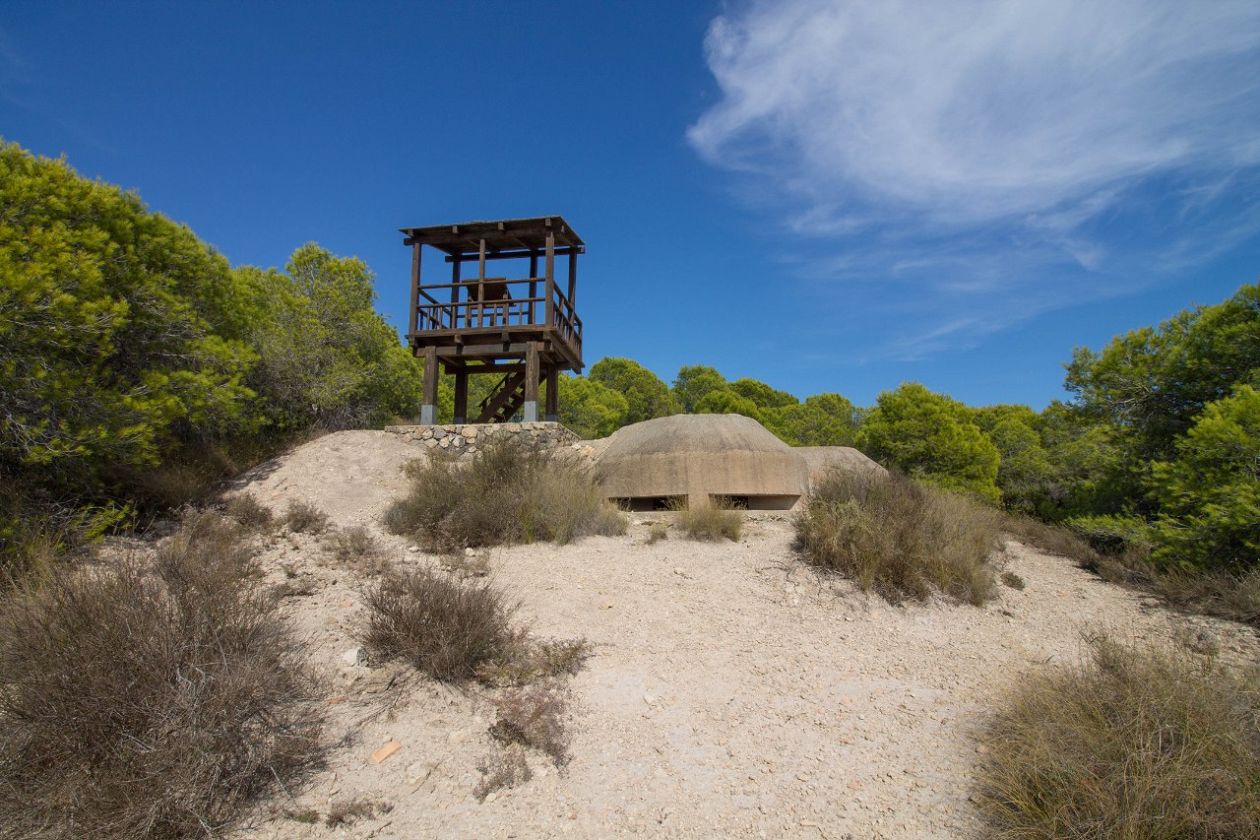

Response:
(402, 216), (584, 424)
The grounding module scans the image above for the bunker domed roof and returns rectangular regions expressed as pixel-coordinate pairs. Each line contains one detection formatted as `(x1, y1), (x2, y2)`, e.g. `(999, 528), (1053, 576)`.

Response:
(593, 414), (809, 510)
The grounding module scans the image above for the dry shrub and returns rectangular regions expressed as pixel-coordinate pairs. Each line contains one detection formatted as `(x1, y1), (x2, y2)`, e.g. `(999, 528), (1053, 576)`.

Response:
(999, 514), (1099, 565)
(490, 684), (571, 765)
(361, 567), (589, 687)
(0, 511), (322, 840)
(1153, 566), (1260, 626)
(325, 525), (387, 574)
(474, 744), (532, 801)
(1077, 543), (1260, 629)
(224, 493), (274, 532)
(674, 498), (742, 542)
(478, 638), (592, 687)
(283, 500), (329, 534)
(440, 550), (491, 578)
(361, 567), (521, 682)
(976, 634), (1260, 839)
(795, 471), (1000, 606)
(383, 439), (626, 551)
(325, 798), (391, 828)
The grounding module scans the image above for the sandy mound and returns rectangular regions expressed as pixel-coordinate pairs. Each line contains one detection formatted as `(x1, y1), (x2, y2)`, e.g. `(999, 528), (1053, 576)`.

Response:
(206, 431), (1258, 840)
(225, 430), (420, 525)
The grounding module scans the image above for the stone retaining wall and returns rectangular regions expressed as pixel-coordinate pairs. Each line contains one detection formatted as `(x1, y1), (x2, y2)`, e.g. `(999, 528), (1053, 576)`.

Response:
(384, 421), (581, 459)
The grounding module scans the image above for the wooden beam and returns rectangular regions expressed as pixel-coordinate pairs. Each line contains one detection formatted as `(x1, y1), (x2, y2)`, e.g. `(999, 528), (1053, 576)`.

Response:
(409, 243), (422, 335)
(523, 341), (540, 422)
(544, 232), (555, 333)
(442, 246), (581, 263)
(420, 345), (438, 424)
(567, 249), (577, 309)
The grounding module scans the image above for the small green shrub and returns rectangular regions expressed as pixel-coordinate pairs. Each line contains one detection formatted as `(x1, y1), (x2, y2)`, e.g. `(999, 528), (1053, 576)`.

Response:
(283, 500), (330, 534)
(795, 471), (999, 605)
(384, 439), (626, 551)
(976, 634), (1260, 839)
(0, 511), (323, 840)
(674, 499), (742, 542)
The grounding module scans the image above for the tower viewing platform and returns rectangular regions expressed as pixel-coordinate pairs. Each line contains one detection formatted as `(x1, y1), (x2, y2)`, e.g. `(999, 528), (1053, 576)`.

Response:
(402, 216), (584, 424)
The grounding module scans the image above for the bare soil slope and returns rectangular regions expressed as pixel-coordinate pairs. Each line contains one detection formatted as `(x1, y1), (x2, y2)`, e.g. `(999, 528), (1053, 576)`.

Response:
(225, 431), (1257, 840)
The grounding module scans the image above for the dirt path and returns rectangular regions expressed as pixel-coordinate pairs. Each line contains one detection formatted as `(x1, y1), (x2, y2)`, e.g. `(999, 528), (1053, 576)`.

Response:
(228, 431), (1258, 840)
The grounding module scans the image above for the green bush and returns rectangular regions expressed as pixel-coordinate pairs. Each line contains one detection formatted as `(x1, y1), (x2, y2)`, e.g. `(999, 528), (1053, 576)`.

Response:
(383, 439), (626, 551)
(857, 383), (1002, 503)
(795, 471), (1000, 605)
(588, 357), (680, 423)
(976, 634), (1260, 839)
(1152, 385), (1260, 571)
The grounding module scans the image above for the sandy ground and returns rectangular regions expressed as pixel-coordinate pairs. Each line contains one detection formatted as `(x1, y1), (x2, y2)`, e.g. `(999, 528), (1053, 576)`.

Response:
(214, 431), (1258, 840)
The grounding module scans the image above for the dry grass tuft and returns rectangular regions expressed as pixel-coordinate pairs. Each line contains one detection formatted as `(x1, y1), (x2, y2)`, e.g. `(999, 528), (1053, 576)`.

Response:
(477, 638), (592, 687)
(325, 525), (387, 574)
(283, 500), (330, 534)
(324, 798), (391, 828)
(223, 493), (274, 532)
(1152, 566), (1260, 627)
(361, 567), (521, 682)
(490, 684), (572, 766)
(975, 633), (1260, 839)
(361, 567), (590, 688)
(383, 439), (626, 551)
(0, 511), (323, 840)
(674, 498), (742, 542)
(999, 514), (1099, 565)
(795, 471), (1000, 606)
(474, 745), (532, 801)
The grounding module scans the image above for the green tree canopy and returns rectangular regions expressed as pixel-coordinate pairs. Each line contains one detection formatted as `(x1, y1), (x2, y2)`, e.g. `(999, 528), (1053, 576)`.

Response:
(1152, 385), (1260, 570)
(555, 375), (629, 439)
(0, 142), (255, 496)
(239, 244), (422, 431)
(672, 365), (726, 413)
(857, 383), (1001, 502)
(694, 388), (763, 421)
(764, 393), (859, 447)
(588, 357), (680, 424)
(1066, 282), (1260, 463)
(729, 378), (798, 410)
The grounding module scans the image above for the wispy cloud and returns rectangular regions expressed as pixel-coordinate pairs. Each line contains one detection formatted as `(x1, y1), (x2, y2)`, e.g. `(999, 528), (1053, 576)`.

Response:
(689, 0), (1260, 358)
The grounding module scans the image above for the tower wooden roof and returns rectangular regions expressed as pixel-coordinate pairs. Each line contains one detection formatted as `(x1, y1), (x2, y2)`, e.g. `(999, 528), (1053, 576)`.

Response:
(400, 216), (583, 255)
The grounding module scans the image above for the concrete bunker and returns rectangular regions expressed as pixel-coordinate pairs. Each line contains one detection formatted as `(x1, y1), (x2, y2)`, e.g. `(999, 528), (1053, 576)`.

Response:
(593, 414), (811, 510)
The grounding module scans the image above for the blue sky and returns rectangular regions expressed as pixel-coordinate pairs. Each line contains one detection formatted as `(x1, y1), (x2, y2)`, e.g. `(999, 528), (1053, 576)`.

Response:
(3, 0), (1259, 408)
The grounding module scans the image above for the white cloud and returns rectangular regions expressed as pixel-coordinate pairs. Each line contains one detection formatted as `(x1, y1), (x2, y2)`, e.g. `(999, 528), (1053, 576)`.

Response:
(689, 0), (1260, 357)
